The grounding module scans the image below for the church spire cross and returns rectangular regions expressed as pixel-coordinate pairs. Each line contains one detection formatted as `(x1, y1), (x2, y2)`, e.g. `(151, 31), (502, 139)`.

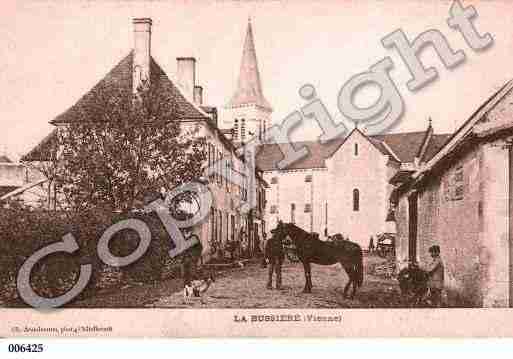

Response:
(228, 18), (272, 111)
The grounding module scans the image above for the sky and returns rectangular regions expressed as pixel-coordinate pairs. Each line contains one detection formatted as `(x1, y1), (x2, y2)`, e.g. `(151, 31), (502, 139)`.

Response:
(1, 0), (513, 160)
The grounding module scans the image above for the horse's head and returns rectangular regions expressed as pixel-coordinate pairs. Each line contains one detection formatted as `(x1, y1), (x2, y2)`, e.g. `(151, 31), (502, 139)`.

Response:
(271, 220), (283, 233)
(270, 220), (288, 242)
(273, 221), (306, 242)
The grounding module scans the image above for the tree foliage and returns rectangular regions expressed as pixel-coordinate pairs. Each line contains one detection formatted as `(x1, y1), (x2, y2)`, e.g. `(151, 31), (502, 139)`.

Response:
(49, 81), (206, 213)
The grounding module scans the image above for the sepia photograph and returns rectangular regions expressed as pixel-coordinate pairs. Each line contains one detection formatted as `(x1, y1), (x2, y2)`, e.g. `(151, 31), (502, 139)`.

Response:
(2, 0), (513, 337)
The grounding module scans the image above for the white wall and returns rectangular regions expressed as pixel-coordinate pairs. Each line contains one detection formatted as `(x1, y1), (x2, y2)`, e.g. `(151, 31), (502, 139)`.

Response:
(220, 105), (271, 142)
(0, 163), (27, 187)
(480, 142), (510, 307)
(264, 168), (328, 238)
(263, 130), (393, 247)
(327, 130), (390, 247)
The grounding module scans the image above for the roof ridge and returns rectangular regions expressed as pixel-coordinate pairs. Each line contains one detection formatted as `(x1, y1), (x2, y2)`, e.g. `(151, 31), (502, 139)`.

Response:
(370, 130), (427, 137)
(420, 79), (513, 174)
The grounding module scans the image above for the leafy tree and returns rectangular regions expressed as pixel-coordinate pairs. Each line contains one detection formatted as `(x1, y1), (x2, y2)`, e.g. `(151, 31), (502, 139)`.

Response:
(48, 81), (206, 213)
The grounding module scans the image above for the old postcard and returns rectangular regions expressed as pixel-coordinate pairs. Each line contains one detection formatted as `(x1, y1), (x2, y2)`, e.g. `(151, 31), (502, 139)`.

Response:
(2, 0), (513, 338)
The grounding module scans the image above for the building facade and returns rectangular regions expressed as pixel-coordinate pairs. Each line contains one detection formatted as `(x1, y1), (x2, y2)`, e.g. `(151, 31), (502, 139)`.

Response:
(257, 126), (451, 248)
(17, 18), (267, 261)
(392, 80), (513, 307)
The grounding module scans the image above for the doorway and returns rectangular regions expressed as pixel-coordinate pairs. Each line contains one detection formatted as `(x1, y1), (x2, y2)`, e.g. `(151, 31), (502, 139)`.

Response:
(509, 147), (513, 306)
(408, 192), (418, 263)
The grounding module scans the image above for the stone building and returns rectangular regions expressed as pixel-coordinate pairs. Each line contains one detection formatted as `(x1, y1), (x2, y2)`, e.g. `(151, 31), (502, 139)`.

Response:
(257, 125), (451, 248)
(392, 80), (513, 307)
(0, 154), (47, 206)
(17, 18), (267, 261)
(0, 155), (23, 198)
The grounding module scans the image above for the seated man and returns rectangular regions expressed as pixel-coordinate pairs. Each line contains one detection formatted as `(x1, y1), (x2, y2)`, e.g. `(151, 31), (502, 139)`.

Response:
(424, 245), (444, 307)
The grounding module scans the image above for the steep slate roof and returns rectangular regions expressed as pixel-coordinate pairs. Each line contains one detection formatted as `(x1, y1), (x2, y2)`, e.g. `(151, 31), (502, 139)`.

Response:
(227, 19), (272, 111)
(368, 137), (394, 158)
(256, 129), (451, 171)
(422, 134), (452, 162)
(372, 131), (427, 163)
(51, 52), (209, 125)
(23, 52), (210, 161)
(256, 138), (344, 171)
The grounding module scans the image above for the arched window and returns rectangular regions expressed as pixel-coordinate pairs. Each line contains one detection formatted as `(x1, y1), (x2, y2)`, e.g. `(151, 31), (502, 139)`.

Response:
(353, 189), (360, 211)
(354, 143), (358, 156)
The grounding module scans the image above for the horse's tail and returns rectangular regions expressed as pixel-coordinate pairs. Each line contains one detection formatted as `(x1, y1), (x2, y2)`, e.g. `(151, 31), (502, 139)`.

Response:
(355, 249), (364, 288)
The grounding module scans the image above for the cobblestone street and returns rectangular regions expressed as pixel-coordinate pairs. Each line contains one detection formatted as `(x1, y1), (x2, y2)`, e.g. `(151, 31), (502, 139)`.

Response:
(150, 256), (405, 308)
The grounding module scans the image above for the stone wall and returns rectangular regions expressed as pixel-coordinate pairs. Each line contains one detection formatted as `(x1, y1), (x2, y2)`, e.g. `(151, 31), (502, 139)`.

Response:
(395, 140), (512, 307)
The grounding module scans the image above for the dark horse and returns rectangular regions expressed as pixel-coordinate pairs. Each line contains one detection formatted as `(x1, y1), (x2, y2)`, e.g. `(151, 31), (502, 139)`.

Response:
(271, 221), (364, 298)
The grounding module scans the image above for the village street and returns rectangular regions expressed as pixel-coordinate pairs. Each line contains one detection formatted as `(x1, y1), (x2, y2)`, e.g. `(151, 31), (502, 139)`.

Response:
(148, 255), (404, 308)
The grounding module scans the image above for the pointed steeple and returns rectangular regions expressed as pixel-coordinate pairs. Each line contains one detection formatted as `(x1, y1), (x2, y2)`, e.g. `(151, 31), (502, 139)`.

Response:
(228, 18), (272, 111)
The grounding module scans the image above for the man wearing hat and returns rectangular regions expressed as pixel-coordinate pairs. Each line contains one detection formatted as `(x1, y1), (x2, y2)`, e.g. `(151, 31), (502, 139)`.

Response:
(425, 245), (444, 307)
(265, 222), (285, 290)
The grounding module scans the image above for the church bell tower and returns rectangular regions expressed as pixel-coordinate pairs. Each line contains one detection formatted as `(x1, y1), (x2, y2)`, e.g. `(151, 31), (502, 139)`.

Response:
(224, 18), (272, 143)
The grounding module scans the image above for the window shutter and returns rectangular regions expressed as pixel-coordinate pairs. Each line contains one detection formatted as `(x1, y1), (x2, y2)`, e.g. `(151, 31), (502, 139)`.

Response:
(353, 189), (360, 211)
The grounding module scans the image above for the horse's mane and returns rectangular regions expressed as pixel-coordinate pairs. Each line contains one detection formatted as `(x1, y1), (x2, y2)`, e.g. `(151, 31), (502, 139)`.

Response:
(283, 222), (314, 240)
(284, 222), (303, 233)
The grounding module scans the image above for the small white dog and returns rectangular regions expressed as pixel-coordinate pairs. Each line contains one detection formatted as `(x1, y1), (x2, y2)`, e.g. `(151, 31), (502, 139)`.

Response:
(183, 274), (215, 304)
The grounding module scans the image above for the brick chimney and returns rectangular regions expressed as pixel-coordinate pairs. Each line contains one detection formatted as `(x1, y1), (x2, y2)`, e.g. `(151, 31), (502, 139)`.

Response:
(176, 57), (196, 100)
(194, 85), (203, 105)
(132, 18), (152, 92)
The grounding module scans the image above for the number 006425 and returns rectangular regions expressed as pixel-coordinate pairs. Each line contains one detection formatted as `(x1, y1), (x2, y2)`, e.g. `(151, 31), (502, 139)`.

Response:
(8, 344), (44, 353)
